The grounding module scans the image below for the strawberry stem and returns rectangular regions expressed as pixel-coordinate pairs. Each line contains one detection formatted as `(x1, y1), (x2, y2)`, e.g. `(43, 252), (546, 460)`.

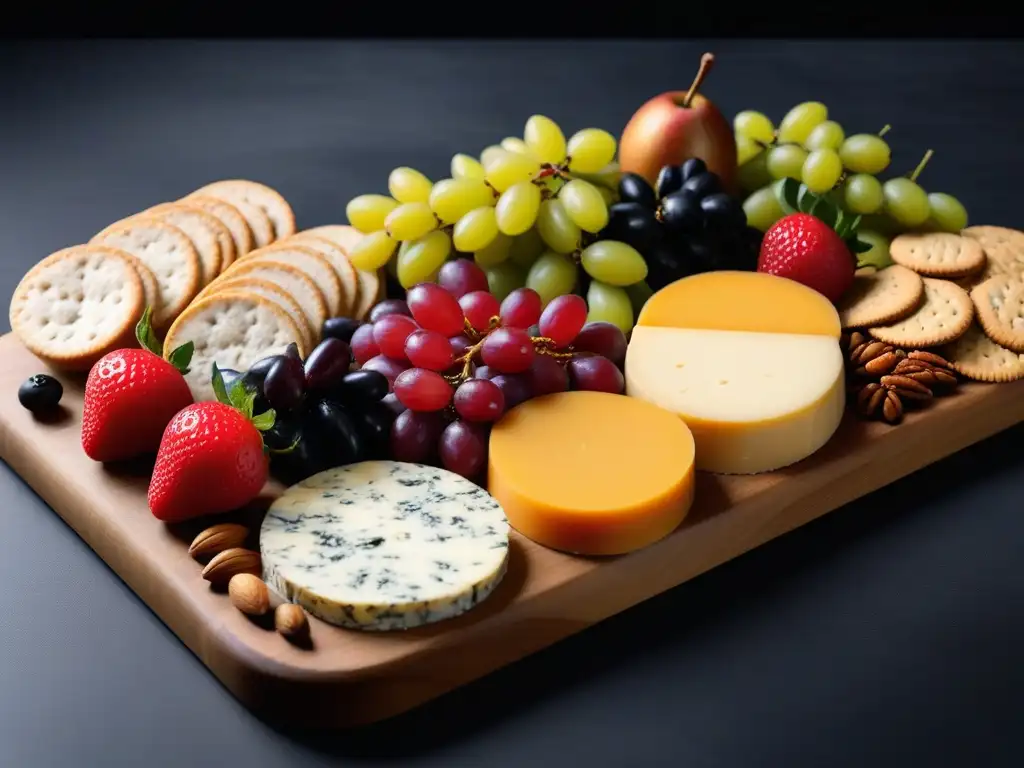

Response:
(137, 305), (194, 373)
(210, 363), (276, 433)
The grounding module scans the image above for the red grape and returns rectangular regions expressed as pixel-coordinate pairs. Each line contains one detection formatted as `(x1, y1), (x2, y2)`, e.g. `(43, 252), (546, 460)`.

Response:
(381, 392), (407, 416)
(568, 354), (624, 394)
(481, 327), (535, 373)
(572, 322), (627, 369)
(474, 365), (497, 380)
(490, 373), (533, 410)
(360, 355), (409, 390)
(390, 410), (447, 463)
(406, 283), (465, 336)
(373, 314), (419, 360)
(454, 378), (505, 422)
(439, 420), (489, 479)
(524, 354), (569, 396)
(499, 287), (542, 329)
(404, 329), (454, 372)
(368, 299), (411, 323)
(449, 334), (473, 360)
(438, 259), (489, 298)
(538, 294), (587, 348)
(351, 323), (380, 366)
(393, 368), (453, 412)
(459, 290), (501, 332)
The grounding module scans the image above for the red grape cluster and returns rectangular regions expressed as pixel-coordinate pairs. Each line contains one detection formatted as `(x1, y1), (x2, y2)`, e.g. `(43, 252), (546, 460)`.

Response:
(350, 259), (628, 480)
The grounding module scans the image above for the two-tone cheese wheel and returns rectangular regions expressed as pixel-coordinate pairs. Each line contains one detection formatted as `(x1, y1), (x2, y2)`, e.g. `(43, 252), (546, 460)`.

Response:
(625, 270), (846, 475)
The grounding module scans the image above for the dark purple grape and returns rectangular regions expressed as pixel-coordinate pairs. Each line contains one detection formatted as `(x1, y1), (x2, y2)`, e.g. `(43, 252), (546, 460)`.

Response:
(439, 420), (489, 479)
(284, 342), (302, 362)
(449, 334), (473, 360)
(266, 416), (328, 485)
(656, 165), (685, 199)
(380, 392), (407, 416)
(602, 202), (662, 253)
(336, 369), (389, 403)
(680, 157), (707, 181)
(681, 172), (720, 199)
(524, 355), (569, 396)
(618, 173), (657, 210)
(247, 355), (282, 390)
(390, 410), (447, 463)
(350, 401), (397, 459)
(700, 193), (746, 229)
(568, 355), (625, 394)
(573, 322), (628, 369)
(322, 316), (363, 344)
(304, 337), (352, 394)
(490, 373), (532, 411)
(658, 190), (703, 233)
(263, 356), (305, 412)
(369, 299), (411, 324)
(312, 400), (366, 466)
(643, 240), (692, 291)
(360, 355), (409, 391)
(18, 374), (62, 413)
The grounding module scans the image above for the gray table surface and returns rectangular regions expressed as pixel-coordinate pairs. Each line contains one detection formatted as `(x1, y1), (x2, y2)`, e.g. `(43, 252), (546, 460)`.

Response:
(1, 40), (1022, 768)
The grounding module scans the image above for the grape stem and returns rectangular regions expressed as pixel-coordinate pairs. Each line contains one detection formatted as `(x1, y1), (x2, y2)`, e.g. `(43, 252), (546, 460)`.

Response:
(681, 53), (715, 108)
(448, 316), (576, 386)
(878, 124), (892, 138)
(908, 149), (934, 182)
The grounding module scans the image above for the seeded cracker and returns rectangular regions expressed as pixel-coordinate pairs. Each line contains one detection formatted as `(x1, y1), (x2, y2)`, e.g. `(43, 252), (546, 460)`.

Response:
(940, 323), (1024, 383)
(890, 232), (986, 278)
(962, 225), (1024, 280)
(837, 265), (924, 329)
(970, 274), (1024, 353)
(868, 277), (973, 348)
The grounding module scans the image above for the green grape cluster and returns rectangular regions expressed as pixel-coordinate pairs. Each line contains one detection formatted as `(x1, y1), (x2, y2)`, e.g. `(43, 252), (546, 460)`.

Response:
(343, 115), (651, 334)
(734, 102), (969, 269)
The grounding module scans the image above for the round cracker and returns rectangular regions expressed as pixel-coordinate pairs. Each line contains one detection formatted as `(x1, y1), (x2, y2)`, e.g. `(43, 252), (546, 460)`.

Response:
(183, 195), (254, 258)
(191, 180), (296, 240)
(307, 224), (383, 319)
(9, 245), (144, 371)
(116, 250), (163, 322)
(189, 190), (274, 249)
(940, 322), (1024, 383)
(890, 232), (986, 278)
(970, 274), (1024, 353)
(235, 243), (344, 318)
(962, 225), (1024, 279)
(146, 202), (238, 272)
(283, 233), (360, 317)
(139, 203), (225, 284)
(204, 276), (314, 356)
(163, 292), (304, 403)
(868, 276), (974, 348)
(89, 217), (201, 330)
(837, 265), (924, 329)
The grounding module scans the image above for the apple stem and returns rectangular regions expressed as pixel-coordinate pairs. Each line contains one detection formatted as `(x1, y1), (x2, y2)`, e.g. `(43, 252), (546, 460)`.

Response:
(909, 149), (934, 183)
(878, 124), (891, 138)
(682, 53), (715, 108)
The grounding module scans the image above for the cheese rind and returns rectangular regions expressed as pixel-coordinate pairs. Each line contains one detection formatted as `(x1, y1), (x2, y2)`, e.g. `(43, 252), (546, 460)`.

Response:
(488, 391), (696, 556)
(260, 461), (510, 631)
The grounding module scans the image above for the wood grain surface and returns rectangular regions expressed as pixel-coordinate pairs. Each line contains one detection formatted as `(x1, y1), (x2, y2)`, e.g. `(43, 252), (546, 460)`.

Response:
(1, 330), (1022, 728)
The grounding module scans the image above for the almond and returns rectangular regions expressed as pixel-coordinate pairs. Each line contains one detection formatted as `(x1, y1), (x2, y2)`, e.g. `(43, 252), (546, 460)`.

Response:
(201, 547), (261, 587)
(275, 603), (309, 639)
(188, 523), (249, 561)
(228, 573), (270, 616)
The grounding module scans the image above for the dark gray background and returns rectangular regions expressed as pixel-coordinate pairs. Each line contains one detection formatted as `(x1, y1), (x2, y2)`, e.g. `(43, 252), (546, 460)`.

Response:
(1, 40), (1022, 767)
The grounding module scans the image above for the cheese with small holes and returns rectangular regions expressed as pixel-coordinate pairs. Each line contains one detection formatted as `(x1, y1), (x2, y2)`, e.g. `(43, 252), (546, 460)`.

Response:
(625, 271), (845, 475)
(260, 461), (509, 631)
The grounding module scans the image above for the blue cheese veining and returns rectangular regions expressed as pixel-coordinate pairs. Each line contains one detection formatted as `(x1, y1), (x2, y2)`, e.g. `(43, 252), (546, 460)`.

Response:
(260, 461), (510, 631)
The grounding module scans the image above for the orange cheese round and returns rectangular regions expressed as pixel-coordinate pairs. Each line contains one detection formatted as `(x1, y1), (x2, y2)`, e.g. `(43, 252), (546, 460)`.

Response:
(488, 391), (695, 556)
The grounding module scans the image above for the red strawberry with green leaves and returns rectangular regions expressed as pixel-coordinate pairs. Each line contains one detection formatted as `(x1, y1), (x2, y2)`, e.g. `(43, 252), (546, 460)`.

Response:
(757, 179), (873, 303)
(82, 307), (195, 462)
(148, 364), (278, 523)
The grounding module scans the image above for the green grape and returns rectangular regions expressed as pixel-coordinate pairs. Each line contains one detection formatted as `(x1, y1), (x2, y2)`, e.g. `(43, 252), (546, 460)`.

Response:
(804, 120), (845, 151)
(566, 128), (617, 174)
(500, 137), (533, 155)
(387, 167), (432, 204)
(882, 178), (930, 227)
(597, 187), (617, 207)
(495, 181), (542, 236)
(842, 174), (884, 214)
(345, 194), (399, 234)
(586, 280), (634, 334)
(383, 202), (437, 242)
(387, 242), (405, 279)
(733, 110), (775, 144)
(838, 134), (891, 174)
(480, 145), (506, 166)
(508, 227), (545, 268)
(484, 150), (541, 193)
(860, 213), (903, 237)
(743, 185), (785, 232)
(526, 251), (579, 307)
(451, 153), (485, 181)
(766, 145), (808, 181)
(575, 161), (621, 191)
(558, 179), (609, 233)
(536, 198), (581, 254)
(801, 148), (843, 193)
(926, 193), (968, 233)
(348, 230), (397, 271)
(737, 151), (772, 193)
(396, 230), (452, 288)
(524, 114), (567, 165)
(474, 233), (512, 268)
(484, 261), (527, 302)
(777, 102), (828, 145)
(452, 206), (499, 252)
(580, 241), (648, 287)
(735, 135), (763, 166)
(625, 280), (654, 316)
(855, 230), (893, 269)
(428, 178), (495, 224)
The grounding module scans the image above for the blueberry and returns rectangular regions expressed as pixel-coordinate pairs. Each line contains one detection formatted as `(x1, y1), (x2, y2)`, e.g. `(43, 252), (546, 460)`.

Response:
(18, 374), (63, 413)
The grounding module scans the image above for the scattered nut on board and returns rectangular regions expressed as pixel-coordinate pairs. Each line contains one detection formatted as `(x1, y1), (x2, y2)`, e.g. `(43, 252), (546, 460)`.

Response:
(275, 603), (310, 640)
(201, 547), (261, 587)
(228, 573), (270, 616)
(188, 523), (249, 561)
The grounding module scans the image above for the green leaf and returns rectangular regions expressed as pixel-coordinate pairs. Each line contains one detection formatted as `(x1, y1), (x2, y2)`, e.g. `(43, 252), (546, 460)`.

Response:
(251, 408), (277, 432)
(135, 306), (162, 356)
(846, 214), (862, 234)
(796, 184), (815, 214)
(166, 341), (194, 375)
(228, 377), (257, 419)
(834, 209), (850, 240)
(211, 363), (230, 406)
(775, 178), (802, 214)
(849, 238), (874, 254)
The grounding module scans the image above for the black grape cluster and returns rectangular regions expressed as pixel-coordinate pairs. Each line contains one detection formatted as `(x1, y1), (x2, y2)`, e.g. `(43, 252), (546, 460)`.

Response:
(601, 158), (763, 291)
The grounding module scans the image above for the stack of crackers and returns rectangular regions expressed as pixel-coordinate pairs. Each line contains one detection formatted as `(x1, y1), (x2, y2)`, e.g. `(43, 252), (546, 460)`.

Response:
(8, 179), (382, 401)
(836, 226), (1024, 384)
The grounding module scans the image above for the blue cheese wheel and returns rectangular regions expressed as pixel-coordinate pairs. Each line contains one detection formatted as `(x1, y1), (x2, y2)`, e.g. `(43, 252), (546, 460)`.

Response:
(260, 461), (510, 631)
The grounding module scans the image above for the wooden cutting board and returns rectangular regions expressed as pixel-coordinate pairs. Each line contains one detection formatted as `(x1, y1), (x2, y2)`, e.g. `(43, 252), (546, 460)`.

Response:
(2, 330), (1023, 728)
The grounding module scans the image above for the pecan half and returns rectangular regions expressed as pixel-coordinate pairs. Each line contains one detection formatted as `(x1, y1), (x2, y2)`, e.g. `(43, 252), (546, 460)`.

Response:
(882, 389), (904, 423)
(856, 382), (887, 416)
(907, 350), (954, 370)
(880, 374), (933, 401)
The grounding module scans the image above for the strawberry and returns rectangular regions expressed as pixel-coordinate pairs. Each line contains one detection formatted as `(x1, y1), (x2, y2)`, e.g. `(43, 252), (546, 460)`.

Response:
(148, 364), (277, 523)
(82, 307), (195, 462)
(756, 179), (873, 303)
